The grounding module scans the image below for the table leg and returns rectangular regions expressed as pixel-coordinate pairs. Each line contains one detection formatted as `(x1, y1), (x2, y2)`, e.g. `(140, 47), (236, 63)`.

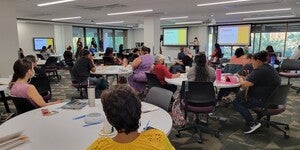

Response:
(1, 91), (10, 113)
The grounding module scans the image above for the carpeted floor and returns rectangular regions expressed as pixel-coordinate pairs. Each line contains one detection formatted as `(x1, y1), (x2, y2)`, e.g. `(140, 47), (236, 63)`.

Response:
(1, 68), (300, 149)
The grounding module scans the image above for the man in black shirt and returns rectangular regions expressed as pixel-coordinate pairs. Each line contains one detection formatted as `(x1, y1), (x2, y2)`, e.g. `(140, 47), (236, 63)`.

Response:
(72, 50), (107, 91)
(233, 51), (281, 134)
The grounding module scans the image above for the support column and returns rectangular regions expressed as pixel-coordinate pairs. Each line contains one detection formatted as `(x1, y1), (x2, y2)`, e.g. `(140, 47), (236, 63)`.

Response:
(143, 17), (160, 55)
(0, 0), (19, 77)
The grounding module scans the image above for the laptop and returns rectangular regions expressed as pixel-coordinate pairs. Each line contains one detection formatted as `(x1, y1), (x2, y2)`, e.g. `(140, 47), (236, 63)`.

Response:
(61, 99), (88, 110)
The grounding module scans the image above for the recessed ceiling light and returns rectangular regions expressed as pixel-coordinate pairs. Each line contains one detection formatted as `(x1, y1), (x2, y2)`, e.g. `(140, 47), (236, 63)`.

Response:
(243, 15), (296, 20)
(226, 8), (291, 15)
(197, 0), (252, 7)
(175, 21), (203, 25)
(96, 21), (124, 25)
(51, 16), (81, 21)
(107, 9), (153, 16)
(160, 16), (189, 20)
(37, 0), (75, 7)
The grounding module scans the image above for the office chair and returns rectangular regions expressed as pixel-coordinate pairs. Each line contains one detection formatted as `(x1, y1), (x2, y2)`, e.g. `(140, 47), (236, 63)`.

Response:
(279, 59), (300, 93)
(145, 73), (163, 89)
(42, 56), (60, 83)
(252, 84), (291, 139)
(176, 81), (220, 143)
(11, 97), (38, 115)
(144, 87), (173, 111)
(30, 76), (52, 102)
(223, 64), (243, 74)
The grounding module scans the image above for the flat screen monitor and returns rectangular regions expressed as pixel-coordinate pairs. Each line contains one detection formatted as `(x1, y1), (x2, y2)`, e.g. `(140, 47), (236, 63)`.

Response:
(163, 28), (188, 46)
(217, 25), (251, 46)
(33, 38), (54, 51)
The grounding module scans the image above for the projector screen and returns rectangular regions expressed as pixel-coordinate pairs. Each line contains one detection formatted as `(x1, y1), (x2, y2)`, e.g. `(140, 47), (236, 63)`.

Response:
(33, 38), (54, 51)
(217, 25), (251, 46)
(163, 28), (188, 46)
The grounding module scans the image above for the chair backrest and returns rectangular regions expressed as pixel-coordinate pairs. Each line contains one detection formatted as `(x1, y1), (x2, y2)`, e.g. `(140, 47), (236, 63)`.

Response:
(280, 59), (300, 71)
(224, 64), (243, 74)
(44, 57), (58, 68)
(11, 97), (38, 114)
(36, 54), (45, 60)
(181, 81), (216, 105)
(144, 87), (173, 111)
(145, 73), (162, 88)
(30, 76), (52, 98)
(266, 84), (291, 106)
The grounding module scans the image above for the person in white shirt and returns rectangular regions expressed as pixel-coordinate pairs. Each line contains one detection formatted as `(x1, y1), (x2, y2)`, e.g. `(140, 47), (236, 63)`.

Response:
(290, 45), (300, 59)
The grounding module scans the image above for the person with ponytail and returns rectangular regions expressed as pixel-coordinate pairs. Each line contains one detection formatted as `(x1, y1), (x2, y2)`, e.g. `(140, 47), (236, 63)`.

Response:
(233, 51), (281, 134)
(187, 53), (215, 82)
(9, 59), (61, 107)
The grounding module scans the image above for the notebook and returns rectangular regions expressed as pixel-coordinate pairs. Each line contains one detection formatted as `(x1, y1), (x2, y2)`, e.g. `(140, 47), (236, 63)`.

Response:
(61, 99), (88, 110)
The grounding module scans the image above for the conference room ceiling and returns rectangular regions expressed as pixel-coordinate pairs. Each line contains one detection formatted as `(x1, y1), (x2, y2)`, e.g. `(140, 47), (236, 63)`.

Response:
(16, 0), (300, 27)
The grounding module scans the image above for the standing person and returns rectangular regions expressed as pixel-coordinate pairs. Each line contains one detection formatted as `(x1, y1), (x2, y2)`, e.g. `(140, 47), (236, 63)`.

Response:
(63, 45), (75, 68)
(99, 37), (104, 52)
(244, 45), (249, 55)
(210, 43), (223, 64)
(187, 53), (215, 82)
(91, 37), (97, 50)
(88, 85), (175, 150)
(128, 46), (154, 93)
(153, 54), (180, 93)
(77, 38), (83, 48)
(18, 48), (24, 59)
(75, 46), (83, 60)
(9, 59), (61, 107)
(290, 45), (300, 59)
(193, 37), (199, 54)
(72, 50), (107, 92)
(233, 51), (281, 134)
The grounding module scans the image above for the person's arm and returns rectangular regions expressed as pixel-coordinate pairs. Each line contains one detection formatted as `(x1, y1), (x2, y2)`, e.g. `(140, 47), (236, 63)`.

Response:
(27, 85), (61, 107)
(238, 76), (254, 88)
(89, 56), (96, 72)
(131, 57), (142, 69)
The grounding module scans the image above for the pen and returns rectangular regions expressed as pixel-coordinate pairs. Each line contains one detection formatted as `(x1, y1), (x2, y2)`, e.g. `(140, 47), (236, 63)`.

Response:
(83, 122), (100, 127)
(143, 120), (150, 130)
(73, 115), (86, 120)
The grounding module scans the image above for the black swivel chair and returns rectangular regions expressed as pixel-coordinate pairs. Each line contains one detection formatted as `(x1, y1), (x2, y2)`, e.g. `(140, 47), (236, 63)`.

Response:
(252, 84), (291, 139)
(144, 87), (173, 111)
(145, 73), (163, 89)
(279, 59), (300, 93)
(11, 97), (38, 115)
(30, 76), (52, 102)
(223, 64), (243, 74)
(176, 81), (220, 143)
(42, 57), (60, 83)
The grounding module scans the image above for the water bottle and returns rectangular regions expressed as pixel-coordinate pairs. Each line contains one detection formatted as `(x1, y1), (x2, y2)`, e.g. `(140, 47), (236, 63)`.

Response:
(216, 69), (222, 82)
(270, 56), (275, 67)
(87, 80), (95, 107)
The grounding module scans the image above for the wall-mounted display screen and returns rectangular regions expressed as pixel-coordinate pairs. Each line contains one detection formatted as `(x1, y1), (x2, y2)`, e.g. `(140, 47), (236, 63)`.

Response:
(163, 28), (188, 46)
(33, 38), (54, 51)
(217, 25), (251, 46)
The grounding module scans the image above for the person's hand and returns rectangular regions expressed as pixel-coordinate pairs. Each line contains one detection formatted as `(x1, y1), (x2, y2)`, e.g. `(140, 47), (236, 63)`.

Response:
(55, 99), (62, 104)
(176, 72), (180, 77)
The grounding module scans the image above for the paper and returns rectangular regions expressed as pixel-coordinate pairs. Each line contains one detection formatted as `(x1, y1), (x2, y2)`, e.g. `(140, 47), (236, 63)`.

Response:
(0, 131), (28, 150)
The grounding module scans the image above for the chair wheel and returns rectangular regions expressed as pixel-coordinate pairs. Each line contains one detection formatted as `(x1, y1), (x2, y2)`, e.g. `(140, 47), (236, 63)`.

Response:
(215, 132), (220, 138)
(175, 133), (181, 137)
(284, 134), (289, 139)
(285, 126), (289, 130)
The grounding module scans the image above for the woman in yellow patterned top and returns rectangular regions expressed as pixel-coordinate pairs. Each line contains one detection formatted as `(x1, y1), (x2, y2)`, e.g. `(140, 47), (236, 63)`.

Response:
(88, 85), (174, 150)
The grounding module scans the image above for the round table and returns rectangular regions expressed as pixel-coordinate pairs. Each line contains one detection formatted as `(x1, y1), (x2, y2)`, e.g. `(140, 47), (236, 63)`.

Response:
(92, 65), (133, 75)
(165, 74), (188, 86)
(0, 100), (172, 150)
(213, 81), (241, 88)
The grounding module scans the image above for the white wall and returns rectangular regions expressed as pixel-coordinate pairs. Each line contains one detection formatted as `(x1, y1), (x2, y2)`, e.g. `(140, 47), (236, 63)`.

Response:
(128, 26), (208, 58)
(0, 0), (19, 77)
(17, 22), (72, 57)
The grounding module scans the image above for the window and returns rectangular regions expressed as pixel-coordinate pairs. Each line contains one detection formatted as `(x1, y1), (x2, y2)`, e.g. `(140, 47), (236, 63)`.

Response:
(72, 27), (84, 51)
(85, 28), (98, 51)
(114, 30), (125, 52)
(103, 29), (114, 51)
(260, 24), (286, 55)
(286, 23), (300, 57)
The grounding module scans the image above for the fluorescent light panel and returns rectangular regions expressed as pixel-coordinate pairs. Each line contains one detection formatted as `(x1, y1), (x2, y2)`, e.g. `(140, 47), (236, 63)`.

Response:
(160, 16), (188, 20)
(51, 16), (81, 21)
(107, 9), (153, 16)
(243, 15), (296, 20)
(175, 21), (203, 25)
(226, 8), (291, 15)
(96, 21), (124, 25)
(37, 0), (75, 7)
(197, 0), (251, 7)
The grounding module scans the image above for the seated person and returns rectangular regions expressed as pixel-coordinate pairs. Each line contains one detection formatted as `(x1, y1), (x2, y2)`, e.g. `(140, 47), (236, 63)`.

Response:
(116, 44), (128, 66)
(170, 47), (193, 73)
(89, 45), (96, 56)
(10, 59), (61, 107)
(129, 48), (140, 62)
(103, 47), (116, 65)
(153, 54), (180, 93)
(128, 46), (154, 93)
(88, 85), (175, 150)
(72, 50), (107, 92)
(230, 47), (247, 65)
(188, 53), (215, 82)
(40, 46), (49, 60)
(233, 51), (281, 134)
(24, 55), (46, 77)
(290, 45), (300, 59)
(265, 45), (280, 65)
(63, 45), (75, 68)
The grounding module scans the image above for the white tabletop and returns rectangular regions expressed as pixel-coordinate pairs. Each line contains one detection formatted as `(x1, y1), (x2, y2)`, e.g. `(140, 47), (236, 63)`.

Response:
(92, 65), (133, 75)
(0, 78), (10, 96)
(93, 56), (103, 60)
(165, 73), (188, 86)
(0, 100), (172, 150)
(37, 60), (46, 66)
(0, 78), (10, 85)
(213, 81), (241, 88)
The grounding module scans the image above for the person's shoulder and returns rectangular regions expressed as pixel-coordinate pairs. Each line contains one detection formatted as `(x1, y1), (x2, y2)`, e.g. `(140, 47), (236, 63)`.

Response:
(140, 129), (168, 140)
(87, 137), (112, 150)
